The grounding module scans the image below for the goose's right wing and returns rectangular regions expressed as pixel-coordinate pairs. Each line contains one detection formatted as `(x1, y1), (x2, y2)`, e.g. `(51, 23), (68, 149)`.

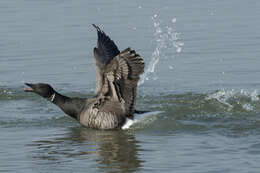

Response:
(101, 48), (145, 116)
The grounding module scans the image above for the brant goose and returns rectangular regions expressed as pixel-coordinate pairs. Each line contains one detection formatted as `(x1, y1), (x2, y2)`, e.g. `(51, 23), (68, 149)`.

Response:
(24, 25), (145, 129)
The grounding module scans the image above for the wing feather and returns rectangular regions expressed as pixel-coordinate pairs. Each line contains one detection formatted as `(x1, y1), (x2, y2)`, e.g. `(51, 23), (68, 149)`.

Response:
(92, 25), (145, 117)
(103, 48), (145, 116)
(92, 24), (120, 95)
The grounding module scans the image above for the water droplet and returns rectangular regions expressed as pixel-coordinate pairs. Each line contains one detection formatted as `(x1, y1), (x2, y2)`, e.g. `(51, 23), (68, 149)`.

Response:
(178, 42), (184, 46)
(176, 47), (182, 53)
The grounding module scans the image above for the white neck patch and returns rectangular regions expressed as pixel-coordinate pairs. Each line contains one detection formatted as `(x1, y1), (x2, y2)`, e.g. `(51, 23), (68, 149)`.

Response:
(50, 93), (56, 102)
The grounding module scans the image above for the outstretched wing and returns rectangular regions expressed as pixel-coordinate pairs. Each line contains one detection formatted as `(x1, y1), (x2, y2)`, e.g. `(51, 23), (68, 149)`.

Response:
(102, 48), (145, 116)
(92, 24), (120, 96)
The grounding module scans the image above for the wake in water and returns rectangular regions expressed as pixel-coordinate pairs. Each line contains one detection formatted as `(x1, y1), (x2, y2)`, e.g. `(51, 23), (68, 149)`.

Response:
(139, 14), (184, 85)
(122, 89), (260, 130)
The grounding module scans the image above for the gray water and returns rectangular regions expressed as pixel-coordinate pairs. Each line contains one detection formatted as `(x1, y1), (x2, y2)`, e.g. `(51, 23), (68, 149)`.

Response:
(1, 0), (260, 172)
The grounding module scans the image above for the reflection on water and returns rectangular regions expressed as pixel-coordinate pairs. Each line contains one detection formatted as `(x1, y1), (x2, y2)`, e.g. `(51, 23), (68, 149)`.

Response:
(30, 127), (143, 173)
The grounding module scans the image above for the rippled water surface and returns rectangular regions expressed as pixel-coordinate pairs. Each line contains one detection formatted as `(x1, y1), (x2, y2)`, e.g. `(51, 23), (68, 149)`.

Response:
(1, 0), (260, 173)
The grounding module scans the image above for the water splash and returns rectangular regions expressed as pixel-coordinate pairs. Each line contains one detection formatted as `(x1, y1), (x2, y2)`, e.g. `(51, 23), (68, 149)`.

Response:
(122, 111), (163, 130)
(206, 89), (259, 112)
(139, 14), (184, 85)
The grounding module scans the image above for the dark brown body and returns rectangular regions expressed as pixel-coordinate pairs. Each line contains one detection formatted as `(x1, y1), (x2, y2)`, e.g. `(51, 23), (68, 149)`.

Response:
(79, 98), (126, 129)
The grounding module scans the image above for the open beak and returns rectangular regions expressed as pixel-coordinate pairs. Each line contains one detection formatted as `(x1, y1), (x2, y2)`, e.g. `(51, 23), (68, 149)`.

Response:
(24, 83), (35, 92)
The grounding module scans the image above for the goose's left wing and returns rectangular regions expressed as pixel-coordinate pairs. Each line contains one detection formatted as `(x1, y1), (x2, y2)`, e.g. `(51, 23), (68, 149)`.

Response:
(92, 24), (120, 96)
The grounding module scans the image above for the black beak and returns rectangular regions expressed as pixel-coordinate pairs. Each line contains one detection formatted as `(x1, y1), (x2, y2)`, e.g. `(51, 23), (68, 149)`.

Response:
(24, 83), (35, 92)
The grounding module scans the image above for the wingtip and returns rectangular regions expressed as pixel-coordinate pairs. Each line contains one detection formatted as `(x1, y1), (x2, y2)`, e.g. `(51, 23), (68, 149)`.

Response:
(92, 24), (101, 32)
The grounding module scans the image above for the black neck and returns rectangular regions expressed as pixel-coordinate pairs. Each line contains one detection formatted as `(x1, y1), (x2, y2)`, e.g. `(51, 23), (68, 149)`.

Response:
(50, 91), (86, 120)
